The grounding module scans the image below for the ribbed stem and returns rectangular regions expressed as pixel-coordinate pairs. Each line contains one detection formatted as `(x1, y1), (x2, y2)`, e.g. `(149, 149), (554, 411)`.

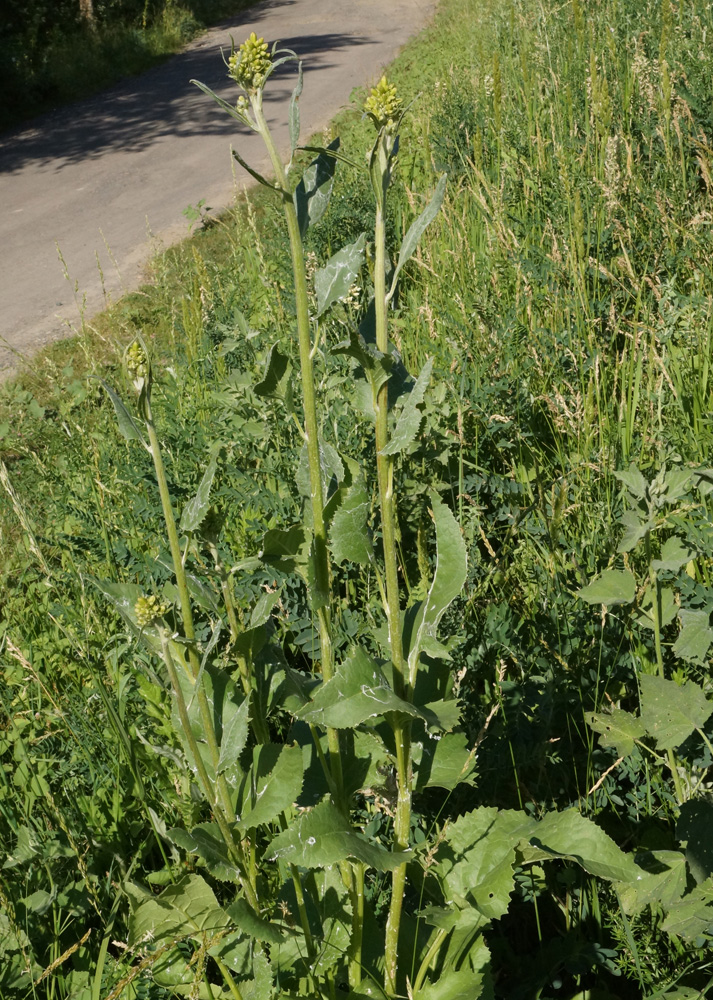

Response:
(145, 411), (238, 823)
(252, 96), (345, 807)
(373, 201), (412, 997)
(159, 632), (259, 913)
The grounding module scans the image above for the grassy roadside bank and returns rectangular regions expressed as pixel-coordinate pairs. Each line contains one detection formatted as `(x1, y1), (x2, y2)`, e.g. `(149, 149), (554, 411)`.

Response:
(1, 0), (254, 132)
(3, 0), (713, 996)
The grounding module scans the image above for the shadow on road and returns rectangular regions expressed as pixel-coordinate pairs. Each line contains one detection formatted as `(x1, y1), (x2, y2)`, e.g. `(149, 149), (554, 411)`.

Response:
(0, 13), (371, 174)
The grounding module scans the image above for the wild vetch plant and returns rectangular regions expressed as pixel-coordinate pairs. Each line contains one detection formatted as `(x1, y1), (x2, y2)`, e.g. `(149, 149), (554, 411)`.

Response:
(92, 35), (648, 1000)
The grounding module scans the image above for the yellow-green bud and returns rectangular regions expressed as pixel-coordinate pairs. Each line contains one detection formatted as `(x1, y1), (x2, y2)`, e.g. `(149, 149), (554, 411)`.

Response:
(229, 33), (272, 92)
(364, 76), (403, 130)
(134, 594), (170, 628)
(126, 340), (148, 380)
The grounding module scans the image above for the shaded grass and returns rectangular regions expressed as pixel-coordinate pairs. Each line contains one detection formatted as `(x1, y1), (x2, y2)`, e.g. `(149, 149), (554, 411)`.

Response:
(0, 0), (254, 132)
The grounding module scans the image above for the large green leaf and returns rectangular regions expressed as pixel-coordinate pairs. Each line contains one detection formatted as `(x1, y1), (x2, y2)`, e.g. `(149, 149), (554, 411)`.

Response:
(266, 798), (407, 870)
(127, 873), (230, 947)
(315, 234), (366, 317)
(617, 851), (688, 915)
(328, 475), (373, 566)
(639, 675), (712, 751)
(522, 809), (640, 882)
(577, 569), (636, 607)
(652, 536), (694, 572)
(618, 509), (652, 554)
(661, 877), (713, 941)
(217, 696), (250, 777)
(180, 446), (220, 533)
(168, 823), (241, 882)
(614, 466), (649, 501)
(406, 492), (467, 685)
(673, 609), (713, 663)
(225, 899), (288, 945)
(381, 357), (433, 456)
(172, 664), (246, 787)
(254, 343), (291, 398)
(294, 138), (339, 237)
(677, 800), (713, 884)
(92, 377), (146, 445)
(414, 730), (476, 791)
(586, 707), (645, 757)
(441, 808), (536, 918)
(237, 743), (304, 832)
(413, 966), (491, 1000)
(296, 440), (343, 502)
(388, 174), (447, 299)
(296, 647), (414, 728)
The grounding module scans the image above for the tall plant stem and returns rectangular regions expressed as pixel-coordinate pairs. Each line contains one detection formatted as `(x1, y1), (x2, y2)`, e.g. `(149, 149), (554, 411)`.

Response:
(145, 412), (234, 811)
(373, 201), (412, 997)
(645, 530), (684, 804)
(145, 408), (261, 909)
(252, 97), (345, 805)
(159, 632), (259, 913)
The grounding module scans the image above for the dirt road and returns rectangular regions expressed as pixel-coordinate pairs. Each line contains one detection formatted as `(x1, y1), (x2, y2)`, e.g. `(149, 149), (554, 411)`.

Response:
(0, 0), (437, 372)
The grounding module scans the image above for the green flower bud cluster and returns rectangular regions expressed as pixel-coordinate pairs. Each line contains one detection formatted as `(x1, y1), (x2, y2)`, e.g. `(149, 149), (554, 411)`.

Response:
(135, 594), (170, 628)
(364, 76), (403, 130)
(229, 33), (272, 92)
(126, 340), (148, 380)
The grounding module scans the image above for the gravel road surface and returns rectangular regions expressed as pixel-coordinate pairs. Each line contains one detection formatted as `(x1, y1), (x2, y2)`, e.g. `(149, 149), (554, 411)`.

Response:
(0, 0), (437, 372)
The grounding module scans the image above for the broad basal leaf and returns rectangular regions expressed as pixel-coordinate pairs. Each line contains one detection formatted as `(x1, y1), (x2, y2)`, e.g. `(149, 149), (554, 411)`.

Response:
(296, 440), (343, 502)
(413, 965), (491, 1000)
(414, 730), (476, 791)
(577, 569), (636, 607)
(587, 707), (645, 757)
(673, 609), (713, 663)
(127, 873), (230, 947)
(217, 696), (250, 777)
(614, 466), (649, 501)
(652, 536), (694, 573)
(237, 743), (304, 832)
(523, 809), (640, 882)
(640, 674), (712, 750)
(617, 850), (688, 916)
(441, 807), (537, 919)
(266, 798), (407, 870)
(315, 233), (366, 317)
(225, 898), (288, 945)
(661, 877), (713, 941)
(618, 509), (651, 554)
